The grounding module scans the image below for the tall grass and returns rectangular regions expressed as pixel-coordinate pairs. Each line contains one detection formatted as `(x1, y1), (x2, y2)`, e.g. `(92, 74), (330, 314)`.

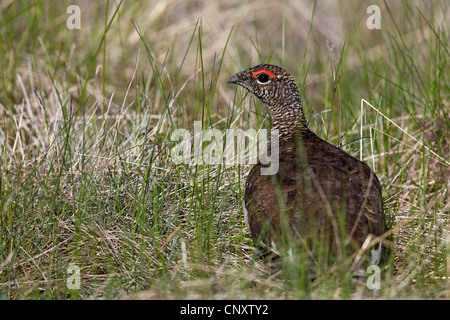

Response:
(0, 0), (448, 299)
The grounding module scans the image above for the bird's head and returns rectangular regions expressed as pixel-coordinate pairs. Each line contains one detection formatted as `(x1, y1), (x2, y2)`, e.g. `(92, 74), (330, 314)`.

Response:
(228, 64), (301, 106)
(228, 64), (307, 135)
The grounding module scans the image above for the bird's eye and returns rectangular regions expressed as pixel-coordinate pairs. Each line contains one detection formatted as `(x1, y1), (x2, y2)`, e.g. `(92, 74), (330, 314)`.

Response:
(257, 73), (270, 84)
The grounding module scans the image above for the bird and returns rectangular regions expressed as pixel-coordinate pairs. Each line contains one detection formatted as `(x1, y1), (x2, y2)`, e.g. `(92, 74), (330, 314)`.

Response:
(228, 64), (387, 266)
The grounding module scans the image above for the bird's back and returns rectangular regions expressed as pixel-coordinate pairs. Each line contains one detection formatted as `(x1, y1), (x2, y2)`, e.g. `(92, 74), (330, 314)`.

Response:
(244, 129), (385, 257)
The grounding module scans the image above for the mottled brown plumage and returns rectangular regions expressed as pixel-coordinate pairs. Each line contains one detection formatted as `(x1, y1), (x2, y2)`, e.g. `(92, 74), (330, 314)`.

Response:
(228, 64), (387, 264)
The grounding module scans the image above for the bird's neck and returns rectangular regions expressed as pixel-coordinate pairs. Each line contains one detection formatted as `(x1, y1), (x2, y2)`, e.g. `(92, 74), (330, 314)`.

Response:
(269, 100), (308, 141)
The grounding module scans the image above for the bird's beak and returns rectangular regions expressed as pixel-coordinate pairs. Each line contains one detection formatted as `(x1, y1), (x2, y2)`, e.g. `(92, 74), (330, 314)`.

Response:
(227, 74), (239, 84)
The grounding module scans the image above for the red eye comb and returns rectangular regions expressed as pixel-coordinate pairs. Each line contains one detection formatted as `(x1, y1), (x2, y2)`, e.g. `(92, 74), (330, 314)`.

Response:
(252, 70), (276, 78)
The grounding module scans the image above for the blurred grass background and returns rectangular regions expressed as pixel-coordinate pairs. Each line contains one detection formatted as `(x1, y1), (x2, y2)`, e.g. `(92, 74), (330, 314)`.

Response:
(0, 0), (449, 299)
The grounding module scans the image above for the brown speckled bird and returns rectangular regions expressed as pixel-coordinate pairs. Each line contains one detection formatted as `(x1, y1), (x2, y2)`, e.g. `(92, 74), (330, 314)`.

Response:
(228, 64), (387, 265)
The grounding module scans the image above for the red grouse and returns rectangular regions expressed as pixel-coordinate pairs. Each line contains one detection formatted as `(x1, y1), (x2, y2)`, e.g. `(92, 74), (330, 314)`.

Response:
(228, 64), (387, 265)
